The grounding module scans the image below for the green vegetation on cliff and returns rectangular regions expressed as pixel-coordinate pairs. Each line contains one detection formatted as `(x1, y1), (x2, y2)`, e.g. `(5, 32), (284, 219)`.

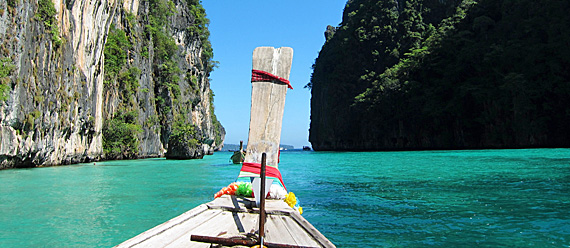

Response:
(209, 89), (223, 146)
(309, 0), (570, 150)
(103, 24), (142, 159)
(102, 0), (223, 159)
(0, 57), (15, 101)
(146, 0), (191, 148)
(186, 0), (217, 72)
(36, 0), (62, 47)
(169, 118), (199, 149)
(104, 25), (131, 82)
(103, 110), (142, 159)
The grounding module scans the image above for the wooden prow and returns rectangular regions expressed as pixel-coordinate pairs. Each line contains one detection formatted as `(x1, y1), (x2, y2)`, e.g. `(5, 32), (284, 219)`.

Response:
(245, 47), (294, 168)
(114, 48), (335, 248)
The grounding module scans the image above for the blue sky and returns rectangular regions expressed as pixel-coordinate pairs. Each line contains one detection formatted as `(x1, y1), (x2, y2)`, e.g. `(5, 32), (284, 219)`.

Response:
(203, 0), (347, 148)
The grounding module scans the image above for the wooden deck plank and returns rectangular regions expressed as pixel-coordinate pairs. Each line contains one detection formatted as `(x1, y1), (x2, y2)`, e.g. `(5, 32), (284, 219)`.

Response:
(206, 195), (250, 212)
(207, 195), (295, 215)
(132, 209), (223, 248)
(115, 195), (335, 248)
(189, 210), (239, 237)
(290, 212), (336, 248)
(264, 214), (298, 245)
(265, 199), (294, 213)
(238, 212), (261, 234)
(164, 211), (259, 248)
(279, 215), (322, 247)
(168, 240), (210, 248)
(114, 204), (210, 248)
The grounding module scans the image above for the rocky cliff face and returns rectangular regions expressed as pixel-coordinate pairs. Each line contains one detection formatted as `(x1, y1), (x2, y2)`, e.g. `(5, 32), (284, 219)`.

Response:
(309, 0), (458, 151)
(0, 0), (224, 169)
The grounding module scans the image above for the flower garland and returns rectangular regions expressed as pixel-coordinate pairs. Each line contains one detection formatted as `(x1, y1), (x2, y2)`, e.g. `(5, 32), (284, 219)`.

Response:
(213, 182), (303, 214)
(284, 192), (303, 215)
(214, 182), (247, 198)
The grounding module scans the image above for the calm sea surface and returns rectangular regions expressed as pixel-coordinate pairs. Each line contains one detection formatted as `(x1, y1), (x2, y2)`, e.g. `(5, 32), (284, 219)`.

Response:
(0, 149), (569, 247)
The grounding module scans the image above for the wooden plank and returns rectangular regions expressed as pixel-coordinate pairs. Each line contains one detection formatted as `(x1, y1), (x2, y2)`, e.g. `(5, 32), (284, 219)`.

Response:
(206, 195), (249, 212)
(238, 212), (260, 234)
(170, 240), (210, 248)
(289, 212), (336, 248)
(133, 209), (224, 248)
(114, 197), (335, 248)
(162, 211), (239, 248)
(245, 47), (294, 168)
(265, 199), (295, 214)
(264, 214), (298, 246)
(206, 195), (294, 215)
(279, 215), (321, 247)
(114, 204), (210, 248)
(165, 211), (259, 248)
(189, 210), (240, 237)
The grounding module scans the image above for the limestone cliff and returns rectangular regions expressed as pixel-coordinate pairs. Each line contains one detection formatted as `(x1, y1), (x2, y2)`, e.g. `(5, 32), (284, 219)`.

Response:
(309, 0), (570, 151)
(0, 0), (224, 169)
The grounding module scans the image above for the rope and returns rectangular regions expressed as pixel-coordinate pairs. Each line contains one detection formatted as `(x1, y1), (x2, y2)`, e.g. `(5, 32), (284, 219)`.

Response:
(251, 69), (293, 89)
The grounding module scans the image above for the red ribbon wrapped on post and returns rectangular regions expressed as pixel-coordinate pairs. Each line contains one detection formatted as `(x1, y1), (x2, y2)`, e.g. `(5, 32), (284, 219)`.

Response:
(251, 69), (293, 89)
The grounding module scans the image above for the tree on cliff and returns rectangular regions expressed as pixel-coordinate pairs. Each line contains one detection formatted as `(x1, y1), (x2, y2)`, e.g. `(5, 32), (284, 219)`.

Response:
(309, 0), (570, 150)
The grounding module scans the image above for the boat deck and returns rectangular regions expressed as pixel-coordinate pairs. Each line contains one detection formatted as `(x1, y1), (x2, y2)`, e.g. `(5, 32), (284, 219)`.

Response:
(114, 195), (335, 248)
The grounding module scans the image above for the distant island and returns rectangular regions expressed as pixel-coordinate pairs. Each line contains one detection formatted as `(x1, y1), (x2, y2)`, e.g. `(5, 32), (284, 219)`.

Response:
(221, 144), (295, 152)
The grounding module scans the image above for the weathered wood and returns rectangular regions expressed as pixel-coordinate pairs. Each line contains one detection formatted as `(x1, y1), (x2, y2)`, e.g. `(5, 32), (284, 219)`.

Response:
(245, 47), (294, 168)
(279, 215), (322, 247)
(191, 235), (319, 248)
(265, 214), (299, 246)
(289, 211), (336, 248)
(114, 195), (335, 248)
(134, 209), (223, 248)
(206, 195), (250, 212)
(205, 195), (294, 215)
(114, 204), (210, 248)
(191, 235), (257, 246)
(190, 211), (237, 236)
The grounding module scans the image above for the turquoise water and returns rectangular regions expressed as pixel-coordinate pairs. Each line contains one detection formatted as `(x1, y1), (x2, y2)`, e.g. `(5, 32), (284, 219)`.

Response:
(1, 149), (569, 247)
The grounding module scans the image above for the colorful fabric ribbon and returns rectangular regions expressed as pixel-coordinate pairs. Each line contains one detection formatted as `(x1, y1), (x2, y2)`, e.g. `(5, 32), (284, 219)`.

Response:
(239, 162), (287, 191)
(251, 69), (293, 89)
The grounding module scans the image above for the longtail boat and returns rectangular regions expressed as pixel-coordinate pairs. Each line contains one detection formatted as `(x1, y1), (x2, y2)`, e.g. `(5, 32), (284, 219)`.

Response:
(230, 141), (246, 164)
(114, 47), (335, 248)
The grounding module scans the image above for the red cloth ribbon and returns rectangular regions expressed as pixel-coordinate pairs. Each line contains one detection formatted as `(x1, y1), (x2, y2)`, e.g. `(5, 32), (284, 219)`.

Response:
(251, 69), (293, 89)
(241, 162), (287, 191)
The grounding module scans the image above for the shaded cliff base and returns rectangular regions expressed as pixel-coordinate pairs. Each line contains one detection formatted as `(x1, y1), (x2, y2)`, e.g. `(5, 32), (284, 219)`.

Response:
(0, 152), (169, 169)
(311, 138), (570, 152)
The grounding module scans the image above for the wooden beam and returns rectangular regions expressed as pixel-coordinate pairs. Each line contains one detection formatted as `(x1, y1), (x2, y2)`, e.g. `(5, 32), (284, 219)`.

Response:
(245, 47), (294, 168)
(190, 235), (319, 248)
